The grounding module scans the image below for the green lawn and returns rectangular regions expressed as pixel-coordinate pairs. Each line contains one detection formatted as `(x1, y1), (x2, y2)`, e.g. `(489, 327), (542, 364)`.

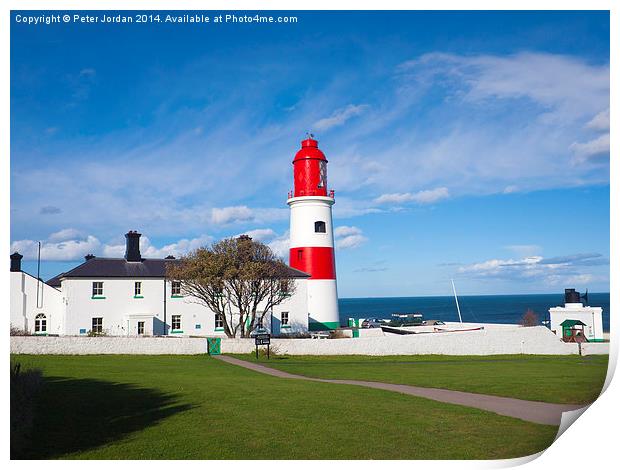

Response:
(230, 354), (609, 404)
(12, 354), (559, 460)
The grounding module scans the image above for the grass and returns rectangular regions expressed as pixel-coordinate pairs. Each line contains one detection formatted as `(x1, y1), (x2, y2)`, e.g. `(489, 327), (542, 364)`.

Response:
(12, 354), (559, 460)
(230, 353), (610, 404)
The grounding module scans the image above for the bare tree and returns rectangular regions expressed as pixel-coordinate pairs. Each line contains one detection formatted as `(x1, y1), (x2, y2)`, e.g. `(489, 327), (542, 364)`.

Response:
(520, 309), (539, 327)
(166, 235), (296, 338)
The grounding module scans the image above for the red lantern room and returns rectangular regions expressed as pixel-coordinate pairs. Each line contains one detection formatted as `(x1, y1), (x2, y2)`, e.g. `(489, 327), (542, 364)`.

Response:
(292, 137), (328, 197)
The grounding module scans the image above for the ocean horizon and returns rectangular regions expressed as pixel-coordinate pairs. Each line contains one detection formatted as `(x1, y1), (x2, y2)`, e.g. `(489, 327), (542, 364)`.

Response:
(338, 292), (611, 331)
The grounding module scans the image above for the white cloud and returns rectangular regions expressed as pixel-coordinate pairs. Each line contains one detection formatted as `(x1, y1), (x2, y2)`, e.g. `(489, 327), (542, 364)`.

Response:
(267, 231), (290, 259)
(79, 68), (96, 77)
(48, 228), (84, 242)
(457, 252), (607, 286)
(234, 228), (290, 259)
(102, 234), (214, 259)
(211, 206), (254, 225)
(11, 235), (101, 261)
(209, 206), (288, 226)
(570, 133), (610, 164)
(235, 228), (277, 242)
(141, 235), (213, 258)
(12, 231), (214, 261)
(586, 109), (610, 131)
(400, 52), (608, 125)
(101, 242), (125, 258)
(374, 187), (449, 205)
(313, 104), (369, 131)
(334, 226), (368, 250)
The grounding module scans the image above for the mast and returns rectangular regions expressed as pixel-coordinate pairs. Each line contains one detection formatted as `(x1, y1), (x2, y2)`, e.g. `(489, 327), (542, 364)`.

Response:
(451, 278), (463, 323)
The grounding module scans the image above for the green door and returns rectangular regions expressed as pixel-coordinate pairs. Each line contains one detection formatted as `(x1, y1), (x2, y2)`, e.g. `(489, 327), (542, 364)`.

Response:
(207, 337), (221, 355)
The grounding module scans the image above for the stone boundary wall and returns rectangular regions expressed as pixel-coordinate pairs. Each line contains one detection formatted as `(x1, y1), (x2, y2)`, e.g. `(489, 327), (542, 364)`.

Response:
(10, 336), (207, 355)
(580, 342), (610, 356)
(10, 327), (610, 356)
(222, 326), (609, 356)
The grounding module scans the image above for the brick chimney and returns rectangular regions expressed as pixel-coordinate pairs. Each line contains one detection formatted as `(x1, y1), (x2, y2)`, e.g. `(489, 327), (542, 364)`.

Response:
(10, 252), (23, 272)
(124, 231), (142, 262)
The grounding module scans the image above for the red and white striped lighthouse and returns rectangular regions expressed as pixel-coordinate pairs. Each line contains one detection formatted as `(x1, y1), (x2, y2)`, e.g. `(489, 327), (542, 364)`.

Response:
(288, 136), (339, 331)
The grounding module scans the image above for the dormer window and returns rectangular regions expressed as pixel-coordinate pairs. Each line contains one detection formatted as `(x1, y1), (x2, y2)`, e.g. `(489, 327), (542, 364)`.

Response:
(315, 221), (326, 233)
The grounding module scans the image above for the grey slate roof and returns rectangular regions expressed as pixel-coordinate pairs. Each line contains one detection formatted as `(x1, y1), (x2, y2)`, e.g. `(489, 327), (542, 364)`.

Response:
(46, 257), (310, 286)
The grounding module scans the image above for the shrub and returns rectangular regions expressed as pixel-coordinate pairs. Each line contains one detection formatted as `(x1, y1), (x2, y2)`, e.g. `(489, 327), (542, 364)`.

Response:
(10, 363), (42, 458)
(87, 329), (109, 337)
(258, 344), (281, 357)
(329, 329), (349, 339)
(10, 325), (30, 336)
(520, 309), (539, 327)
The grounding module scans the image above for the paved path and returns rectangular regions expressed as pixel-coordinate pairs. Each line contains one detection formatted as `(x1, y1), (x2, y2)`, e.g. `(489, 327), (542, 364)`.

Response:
(215, 355), (584, 426)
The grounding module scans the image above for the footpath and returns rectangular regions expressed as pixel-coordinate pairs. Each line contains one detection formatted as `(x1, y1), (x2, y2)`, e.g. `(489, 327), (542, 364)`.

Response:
(215, 355), (585, 426)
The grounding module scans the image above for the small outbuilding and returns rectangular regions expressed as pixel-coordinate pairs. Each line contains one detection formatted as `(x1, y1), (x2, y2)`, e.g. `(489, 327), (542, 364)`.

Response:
(560, 319), (587, 343)
(548, 288), (604, 342)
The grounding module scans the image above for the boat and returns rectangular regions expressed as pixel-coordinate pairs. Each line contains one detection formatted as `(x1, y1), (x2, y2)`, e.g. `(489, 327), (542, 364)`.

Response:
(387, 312), (424, 327)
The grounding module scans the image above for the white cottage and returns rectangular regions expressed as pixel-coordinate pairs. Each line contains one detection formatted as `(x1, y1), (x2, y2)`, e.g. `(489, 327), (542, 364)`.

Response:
(10, 231), (310, 337)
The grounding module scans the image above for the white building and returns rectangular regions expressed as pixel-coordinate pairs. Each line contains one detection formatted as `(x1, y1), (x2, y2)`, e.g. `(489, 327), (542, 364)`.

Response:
(548, 289), (604, 342)
(10, 231), (310, 337)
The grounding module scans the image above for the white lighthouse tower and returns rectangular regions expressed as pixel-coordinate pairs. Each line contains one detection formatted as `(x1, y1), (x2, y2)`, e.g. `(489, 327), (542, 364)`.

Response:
(287, 136), (340, 331)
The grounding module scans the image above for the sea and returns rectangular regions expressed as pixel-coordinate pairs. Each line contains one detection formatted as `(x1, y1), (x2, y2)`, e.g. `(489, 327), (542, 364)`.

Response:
(339, 293), (611, 331)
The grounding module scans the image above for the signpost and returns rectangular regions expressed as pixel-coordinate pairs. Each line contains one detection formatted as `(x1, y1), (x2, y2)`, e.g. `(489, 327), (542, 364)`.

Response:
(251, 326), (271, 360)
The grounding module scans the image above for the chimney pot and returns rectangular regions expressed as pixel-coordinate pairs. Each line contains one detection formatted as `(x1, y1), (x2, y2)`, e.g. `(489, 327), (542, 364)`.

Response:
(10, 252), (23, 272)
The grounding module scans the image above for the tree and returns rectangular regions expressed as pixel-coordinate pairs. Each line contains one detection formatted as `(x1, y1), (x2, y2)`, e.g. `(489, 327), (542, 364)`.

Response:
(166, 235), (296, 338)
(520, 309), (539, 327)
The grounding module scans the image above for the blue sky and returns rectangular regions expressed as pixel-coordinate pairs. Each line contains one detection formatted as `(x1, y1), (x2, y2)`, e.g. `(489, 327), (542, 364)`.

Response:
(10, 10), (610, 296)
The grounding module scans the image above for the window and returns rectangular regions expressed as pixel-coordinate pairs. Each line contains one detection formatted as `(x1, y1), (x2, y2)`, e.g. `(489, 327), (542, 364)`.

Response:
(92, 282), (104, 297)
(35, 313), (47, 333)
(92, 317), (103, 334)
(281, 312), (290, 327)
(137, 321), (145, 335)
(215, 313), (224, 329)
(134, 282), (142, 296)
(314, 221), (326, 233)
(297, 249), (303, 261)
(171, 315), (181, 331)
(318, 160), (327, 188)
(171, 281), (182, 296)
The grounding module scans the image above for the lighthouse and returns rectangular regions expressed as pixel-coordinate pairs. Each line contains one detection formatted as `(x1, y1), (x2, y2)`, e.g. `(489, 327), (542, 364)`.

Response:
(288, 136), (340, 331)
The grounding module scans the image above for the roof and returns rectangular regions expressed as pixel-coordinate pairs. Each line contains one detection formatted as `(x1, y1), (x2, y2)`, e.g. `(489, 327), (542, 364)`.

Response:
(560, 319), (587, 327)
(46, 257), (310, 285)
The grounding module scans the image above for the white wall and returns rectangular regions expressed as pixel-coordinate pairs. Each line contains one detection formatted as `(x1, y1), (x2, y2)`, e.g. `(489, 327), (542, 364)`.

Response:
(288, 196), (335, 248)
(10, 326), (609, 356)
(221, 326), (608, 356)
(10, 272), (63, 335)
(10, 336), (207, 355)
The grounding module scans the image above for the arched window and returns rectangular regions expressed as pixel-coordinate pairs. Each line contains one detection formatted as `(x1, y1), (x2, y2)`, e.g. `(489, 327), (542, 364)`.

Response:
(315, 221), (326, 233)
(35, 313), (47, 334)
